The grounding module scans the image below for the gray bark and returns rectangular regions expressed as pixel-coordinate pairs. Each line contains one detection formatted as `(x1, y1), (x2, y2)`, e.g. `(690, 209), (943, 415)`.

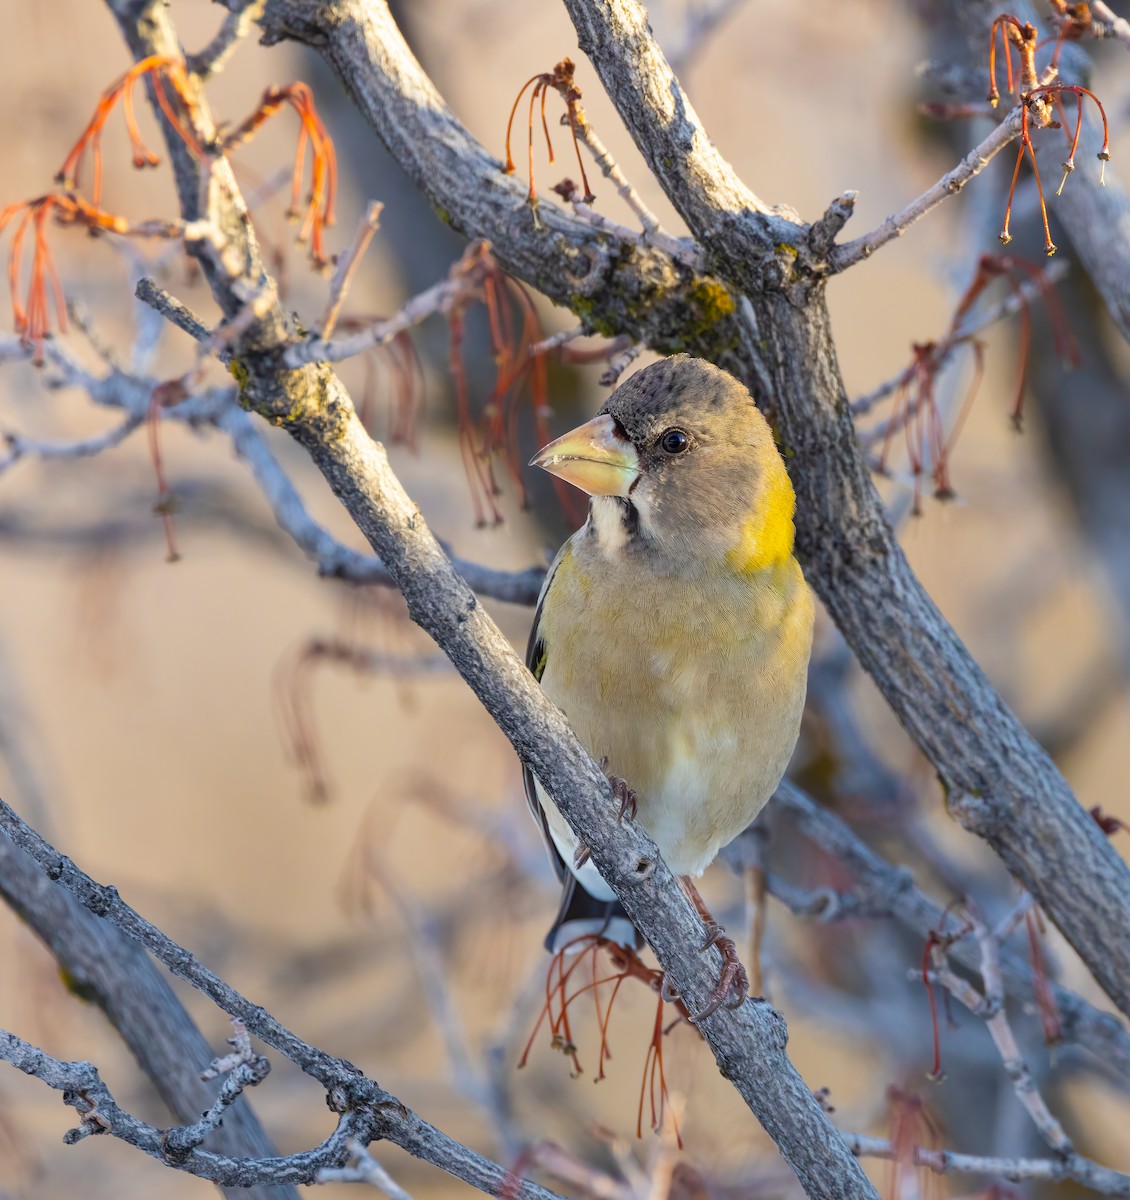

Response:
(0, 834), (296, 1200)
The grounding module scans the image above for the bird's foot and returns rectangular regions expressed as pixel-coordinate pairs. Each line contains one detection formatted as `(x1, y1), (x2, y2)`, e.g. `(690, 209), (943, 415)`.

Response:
(612, 777), (637, 823)
(689, 920), (748, 1022)
(660, 973), (681, 1004)
(598, 757), (637, 823)
(572, 843), (592, 870)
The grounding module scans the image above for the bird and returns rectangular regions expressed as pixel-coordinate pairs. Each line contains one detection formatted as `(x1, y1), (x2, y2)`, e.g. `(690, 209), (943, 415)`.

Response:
(525, 354), (814, 1019)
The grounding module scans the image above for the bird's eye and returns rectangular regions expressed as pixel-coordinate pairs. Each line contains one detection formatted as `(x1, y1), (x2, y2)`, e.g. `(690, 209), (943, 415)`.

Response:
(659, 428), (690, 455)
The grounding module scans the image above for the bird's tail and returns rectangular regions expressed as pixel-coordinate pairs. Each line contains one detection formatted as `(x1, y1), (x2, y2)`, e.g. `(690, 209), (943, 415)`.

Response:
(545, 874), (641, 952)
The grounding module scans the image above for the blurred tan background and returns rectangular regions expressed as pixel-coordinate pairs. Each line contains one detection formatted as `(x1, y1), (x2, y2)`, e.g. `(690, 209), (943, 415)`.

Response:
(1, 1), (1129, 1197)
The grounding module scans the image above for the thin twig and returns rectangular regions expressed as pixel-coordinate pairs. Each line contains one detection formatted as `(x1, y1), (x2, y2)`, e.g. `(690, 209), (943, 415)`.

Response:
(831, 109), (1024, 271)
(0, 414), (143, 476)
(844, 1134), (1130, 1195)
(571, 199), (704, 270)
(216, 404), (545, 603)
(186, 0), (266, 79)
(922, 905), (1073, 1156)
(598, 340), (641, 386)
(529, 325), (585, 356)
(0, 1026), (369, 1185)
(666, 0), (749, 75)
(572, 112), (661, 235)
(316, 1140), (417, 1198)
(135, 278), (212, 343)
(318, 200), (383, 340)
(285, 241), (494, 368)
(163, 1019), (272, 1160)
(1088, 2), (1130, 51)
(66, 299), (128, 373)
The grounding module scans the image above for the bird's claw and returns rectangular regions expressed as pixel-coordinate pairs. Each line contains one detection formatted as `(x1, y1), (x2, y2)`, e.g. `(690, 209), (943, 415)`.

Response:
(688, 923), (749, 1022)
(612, 778), (637, 823)
(598, 757), (637, 823)
(572, 843), (592, 869)
(699, 919), (725, 951)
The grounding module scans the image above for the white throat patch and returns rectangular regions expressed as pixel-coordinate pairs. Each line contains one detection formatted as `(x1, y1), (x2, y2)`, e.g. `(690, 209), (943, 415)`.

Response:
(588, 496), (631, 558)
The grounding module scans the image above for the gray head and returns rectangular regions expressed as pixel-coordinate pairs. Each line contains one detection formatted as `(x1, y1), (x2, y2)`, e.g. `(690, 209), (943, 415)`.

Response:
(532, 356), (796, 575)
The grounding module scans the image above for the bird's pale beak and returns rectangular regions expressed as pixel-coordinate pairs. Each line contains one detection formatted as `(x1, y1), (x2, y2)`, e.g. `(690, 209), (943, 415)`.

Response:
(529, 414), (640, 497)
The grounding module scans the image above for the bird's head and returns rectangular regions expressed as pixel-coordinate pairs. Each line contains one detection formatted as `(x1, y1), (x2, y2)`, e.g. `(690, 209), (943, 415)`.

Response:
(531, 355), (797, 576)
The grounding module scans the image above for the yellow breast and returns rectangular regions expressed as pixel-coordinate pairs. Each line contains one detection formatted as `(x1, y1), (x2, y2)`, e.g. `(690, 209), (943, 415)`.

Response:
(537, 541), (814, 876)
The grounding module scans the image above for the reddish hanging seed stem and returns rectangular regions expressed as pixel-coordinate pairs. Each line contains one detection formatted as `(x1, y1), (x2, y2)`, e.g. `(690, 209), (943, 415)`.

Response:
(503, 62), (596, 207)
(449, 309), (500, 526)
(988, 16), (1023, 105)
(503, 75), (543, 175)
(1025, 911), (1063, 1045)
(519, 936), (687, 1139)
(8, 206), (35, 336)
(35, 202), (67, 338)
(91, 131), (105, 211)
(636, 989), (681, 1146)
(57, 55), (181, 197)
(525, 81), (541, 206)
(1024, 130), (1057, 255)
(1058, 92), (1085, 193)
(288, 124), (308, 218)
(1011, 296), (1033, 430)
(121, 78), (159, 170)
(921, 934), (945, 1081)
(1015, 260), (1080, 367)
(942, 338), (985, 469)
(1048, 92), (1075, 156)
(147, 72), (200, 158)
(565, 106), (595, 203)
(539, 81), (555, 165)
(999, 135), (1027, 246)
(596, 974), (627, 1080)
(146, 391), (180, 563)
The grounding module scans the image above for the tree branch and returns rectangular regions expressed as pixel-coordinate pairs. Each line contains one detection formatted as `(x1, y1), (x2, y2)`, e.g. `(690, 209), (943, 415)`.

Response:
(0, 1026), (383, 1188)
(829, 108), (1023, 271)
(844, 1133), (1130, 1195)
(0, 802), (568, 1200)
(1091, 1), (1130, 50)
(185, 0), (265, 79)
(0, 834), (296, 1200)
(772, 782), (1130, 1082)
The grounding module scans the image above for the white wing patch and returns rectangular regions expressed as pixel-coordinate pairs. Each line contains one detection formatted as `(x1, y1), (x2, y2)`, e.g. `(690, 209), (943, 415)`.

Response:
(531, 774), (618, 901)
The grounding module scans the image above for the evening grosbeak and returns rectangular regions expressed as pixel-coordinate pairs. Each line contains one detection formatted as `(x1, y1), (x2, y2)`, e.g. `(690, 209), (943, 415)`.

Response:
(525, 355), (814, 1016)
